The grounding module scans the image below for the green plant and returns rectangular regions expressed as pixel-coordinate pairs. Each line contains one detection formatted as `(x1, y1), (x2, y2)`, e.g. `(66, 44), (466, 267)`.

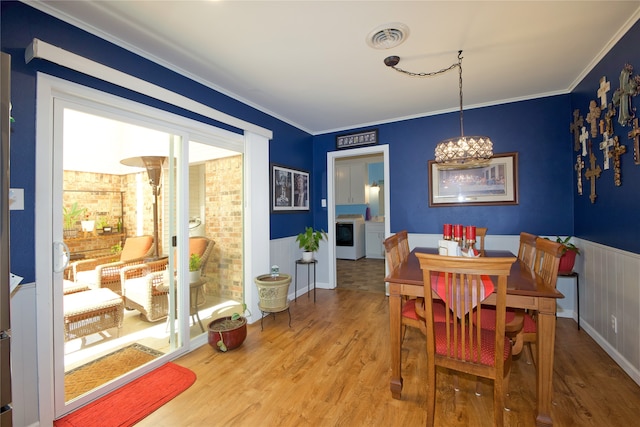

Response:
(111, 243), (122, 254)
(63, 202), (86, 229)
(96, 216), (110, 229)
(554, 236), (580, 255)
(189, 253), (202, 272)
(296, 227), (327, 252)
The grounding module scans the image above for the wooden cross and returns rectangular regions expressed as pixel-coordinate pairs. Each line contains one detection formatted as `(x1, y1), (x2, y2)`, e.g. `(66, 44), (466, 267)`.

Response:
(586, 100), (602, 137)
(575, 154), (584, 195)
(628, 117), (640, 165)
(611, 135), (626, 187)
(585, 148), (602, 204)
(570, 109), (584, 151)
(604, 102), (616, 135)
(599, 132), (614, 170)
(597, 76), (610, 108)
(579, 126), (589, 156)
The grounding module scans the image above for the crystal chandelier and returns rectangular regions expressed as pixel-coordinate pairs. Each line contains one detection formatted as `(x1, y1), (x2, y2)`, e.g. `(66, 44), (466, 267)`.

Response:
(385, 51), (493, 168)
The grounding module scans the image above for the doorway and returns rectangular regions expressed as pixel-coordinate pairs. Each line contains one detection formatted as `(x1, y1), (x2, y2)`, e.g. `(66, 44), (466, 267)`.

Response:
(326, 145), (390, 290)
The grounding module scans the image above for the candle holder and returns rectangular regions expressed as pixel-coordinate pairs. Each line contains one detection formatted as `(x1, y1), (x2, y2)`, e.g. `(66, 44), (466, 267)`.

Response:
(443, 224), (452, 240)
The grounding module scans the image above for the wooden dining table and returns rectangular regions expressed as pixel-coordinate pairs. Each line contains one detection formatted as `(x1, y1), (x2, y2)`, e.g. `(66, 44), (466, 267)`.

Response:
(385, 247), (564, 427)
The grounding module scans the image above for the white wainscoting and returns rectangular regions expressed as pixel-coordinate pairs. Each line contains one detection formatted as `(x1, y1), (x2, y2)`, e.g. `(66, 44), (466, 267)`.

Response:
(9, 282), (40, 427)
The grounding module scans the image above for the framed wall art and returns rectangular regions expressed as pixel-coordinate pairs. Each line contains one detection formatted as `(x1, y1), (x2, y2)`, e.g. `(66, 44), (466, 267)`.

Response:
(336, 129), (378, 149)
(271, 164), (310, 212)
(428, 152), (519, 207)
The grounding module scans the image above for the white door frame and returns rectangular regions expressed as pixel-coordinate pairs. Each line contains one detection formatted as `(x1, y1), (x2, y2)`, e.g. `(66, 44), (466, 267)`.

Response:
(35, 73), (270, 424)
(326, 145), (390, 288)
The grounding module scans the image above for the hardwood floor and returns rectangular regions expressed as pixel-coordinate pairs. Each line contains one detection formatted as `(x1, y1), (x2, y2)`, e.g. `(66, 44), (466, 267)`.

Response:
(138, 286), (640, 426)
(337, 257), (386, 293)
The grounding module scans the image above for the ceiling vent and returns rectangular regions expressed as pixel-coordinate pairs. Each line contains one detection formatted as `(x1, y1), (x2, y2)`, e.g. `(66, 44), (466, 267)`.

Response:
(366, 23), (410, 50)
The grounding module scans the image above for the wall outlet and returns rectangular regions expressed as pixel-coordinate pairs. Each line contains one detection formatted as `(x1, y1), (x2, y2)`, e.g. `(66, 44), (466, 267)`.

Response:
(611, 315), (618, 334)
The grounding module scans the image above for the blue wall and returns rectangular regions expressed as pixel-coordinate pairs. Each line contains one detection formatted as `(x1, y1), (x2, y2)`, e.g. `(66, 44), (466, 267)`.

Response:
(313, 95), (574, 238)
(570, 20), (640, 253)
(3, 1), (640, 287)
(1, 1), (313, 282)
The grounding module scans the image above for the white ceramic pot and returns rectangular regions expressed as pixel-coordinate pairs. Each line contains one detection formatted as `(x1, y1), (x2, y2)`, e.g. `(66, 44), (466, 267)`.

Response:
(189, 270), (201, 283)
(302, 251), (314, 262)
(81, 220), (95, 232)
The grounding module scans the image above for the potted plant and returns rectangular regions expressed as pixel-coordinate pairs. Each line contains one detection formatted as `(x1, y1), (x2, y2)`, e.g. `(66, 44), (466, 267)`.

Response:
(555, 236), (580, 274)
(63, 202), (86, 238)
(189, 253), (202, 282)
(295, 226), (327, 262)
(207, 304), (251, 352)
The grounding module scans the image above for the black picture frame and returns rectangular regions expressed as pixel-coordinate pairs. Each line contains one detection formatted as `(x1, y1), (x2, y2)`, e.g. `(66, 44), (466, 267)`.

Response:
(270, 164), (310, 212)
(336, 129), (378, 149)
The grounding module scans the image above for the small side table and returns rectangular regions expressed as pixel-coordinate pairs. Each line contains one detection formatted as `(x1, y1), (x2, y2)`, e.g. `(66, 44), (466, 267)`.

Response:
(189, 279), (206, 332)
(295, 259), (317, 303)
(558, 271), (580, 330)
(259, 301), (291, 331)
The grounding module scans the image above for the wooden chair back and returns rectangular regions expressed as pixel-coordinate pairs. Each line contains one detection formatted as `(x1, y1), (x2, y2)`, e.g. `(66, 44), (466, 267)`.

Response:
(397, 230), (410, 263)
(383, 233), (402, 272)
(476, 227), (488, 255)
(517, 232), (538, 272)
(416, 253), (516, 427)
(532, 237), (563, 289)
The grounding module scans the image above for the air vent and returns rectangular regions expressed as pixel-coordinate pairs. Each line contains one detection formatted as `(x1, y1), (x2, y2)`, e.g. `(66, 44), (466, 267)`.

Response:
(366, 23), (409, 50)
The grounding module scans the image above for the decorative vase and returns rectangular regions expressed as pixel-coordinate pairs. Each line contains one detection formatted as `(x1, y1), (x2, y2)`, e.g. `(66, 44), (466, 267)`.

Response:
(302, 251), (314, 262)
(207, 316), (247, 352)
(558, 250), (577, 274)
(254, 273), (292, 311)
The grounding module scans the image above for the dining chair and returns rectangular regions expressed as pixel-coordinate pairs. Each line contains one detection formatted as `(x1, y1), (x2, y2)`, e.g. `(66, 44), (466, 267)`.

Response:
(416, 253), (516, 427)
(515, 237), (564, 366)
(383, 232), (446, 339)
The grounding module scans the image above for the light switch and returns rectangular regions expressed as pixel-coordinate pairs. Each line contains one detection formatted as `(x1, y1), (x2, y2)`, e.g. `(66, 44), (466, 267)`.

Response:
(9, 188), (24, 210)
(321, 198), (327, 207)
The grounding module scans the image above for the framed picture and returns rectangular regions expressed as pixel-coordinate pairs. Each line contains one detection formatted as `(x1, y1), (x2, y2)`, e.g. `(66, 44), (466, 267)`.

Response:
(271, 164), (310, 212)
(428, 152), (519, 207)
(336, 129), (378, 149)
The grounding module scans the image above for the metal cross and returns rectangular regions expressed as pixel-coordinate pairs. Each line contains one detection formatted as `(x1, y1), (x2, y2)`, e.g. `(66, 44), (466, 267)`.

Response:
(579, 126), (589, 156)
(570, 109), (584, 152)
(586, 100), (602, 138)
(611, 135), (626, 187)
(628, 118), (640, 165)
(585, 148), (602, 204)
(575, 154), (584, 195)
(599, 132), (614, 170)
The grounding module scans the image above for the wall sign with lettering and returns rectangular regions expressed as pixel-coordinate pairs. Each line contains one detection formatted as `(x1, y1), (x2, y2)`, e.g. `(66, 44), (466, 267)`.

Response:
(336, 129), (378, 149)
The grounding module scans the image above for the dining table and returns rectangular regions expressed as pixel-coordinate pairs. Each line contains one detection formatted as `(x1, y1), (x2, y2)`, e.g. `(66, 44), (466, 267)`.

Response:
(385, 247), (564, 427)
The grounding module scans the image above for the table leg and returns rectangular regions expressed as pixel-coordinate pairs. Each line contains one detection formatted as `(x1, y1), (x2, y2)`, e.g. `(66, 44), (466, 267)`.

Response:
(535, 298), (557, 427)
(313, 262), (317, 303)
(389, 283), (403, 399)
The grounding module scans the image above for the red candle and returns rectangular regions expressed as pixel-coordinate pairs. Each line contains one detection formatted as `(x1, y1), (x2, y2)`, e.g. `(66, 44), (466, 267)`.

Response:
(453, 224), (463, 239)
(443, 224), (452, 239)
(466, 225), (476, 241)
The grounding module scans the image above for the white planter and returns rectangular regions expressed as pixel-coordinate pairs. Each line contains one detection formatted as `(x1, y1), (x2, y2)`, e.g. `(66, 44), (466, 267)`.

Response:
(81, 220), (95, 232)
(189, 270), (201, 283)
(302, 251), (314, 262)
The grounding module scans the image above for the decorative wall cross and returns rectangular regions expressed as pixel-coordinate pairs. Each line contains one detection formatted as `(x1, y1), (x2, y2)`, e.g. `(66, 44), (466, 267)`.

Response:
(599, 132), (614, 170)
(629, 117), (640, 165)
(612, 64), (640, 126)
(598, 76), (610, 108)
(575, 154), (584, 195)
(570, 109), (584, 152)
(585, 148), (602, 204)
(579, 126), (589, 156)
(586, 100), (602, 137)
(611, 135), (626, 187)
(604, 102), (616, 135)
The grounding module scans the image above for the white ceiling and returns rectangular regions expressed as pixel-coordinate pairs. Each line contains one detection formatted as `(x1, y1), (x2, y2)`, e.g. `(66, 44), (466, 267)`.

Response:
(29, 1), (640, 135)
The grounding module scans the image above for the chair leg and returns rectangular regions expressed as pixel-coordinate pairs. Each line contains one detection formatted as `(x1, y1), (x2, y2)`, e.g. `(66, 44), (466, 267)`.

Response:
(426, 362), (436, 427)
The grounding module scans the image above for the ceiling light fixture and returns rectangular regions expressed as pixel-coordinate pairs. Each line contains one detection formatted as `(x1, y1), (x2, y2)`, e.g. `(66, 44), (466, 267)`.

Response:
(384, 50), (493, 168)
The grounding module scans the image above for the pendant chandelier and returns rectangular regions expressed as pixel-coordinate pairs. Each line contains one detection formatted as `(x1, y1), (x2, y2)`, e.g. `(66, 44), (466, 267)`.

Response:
(385, 50), (493, 168)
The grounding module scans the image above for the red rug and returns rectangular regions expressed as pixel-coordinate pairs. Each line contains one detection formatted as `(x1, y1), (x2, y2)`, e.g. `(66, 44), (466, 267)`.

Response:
(54, 362), (196, 427)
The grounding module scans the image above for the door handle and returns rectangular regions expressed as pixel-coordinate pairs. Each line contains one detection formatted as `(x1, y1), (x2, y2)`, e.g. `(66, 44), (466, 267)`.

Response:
(53, 241), (70, 273)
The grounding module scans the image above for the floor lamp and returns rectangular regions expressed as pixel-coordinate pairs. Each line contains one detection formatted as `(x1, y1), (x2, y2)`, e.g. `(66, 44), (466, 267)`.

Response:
(120, 155), (167, 258)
